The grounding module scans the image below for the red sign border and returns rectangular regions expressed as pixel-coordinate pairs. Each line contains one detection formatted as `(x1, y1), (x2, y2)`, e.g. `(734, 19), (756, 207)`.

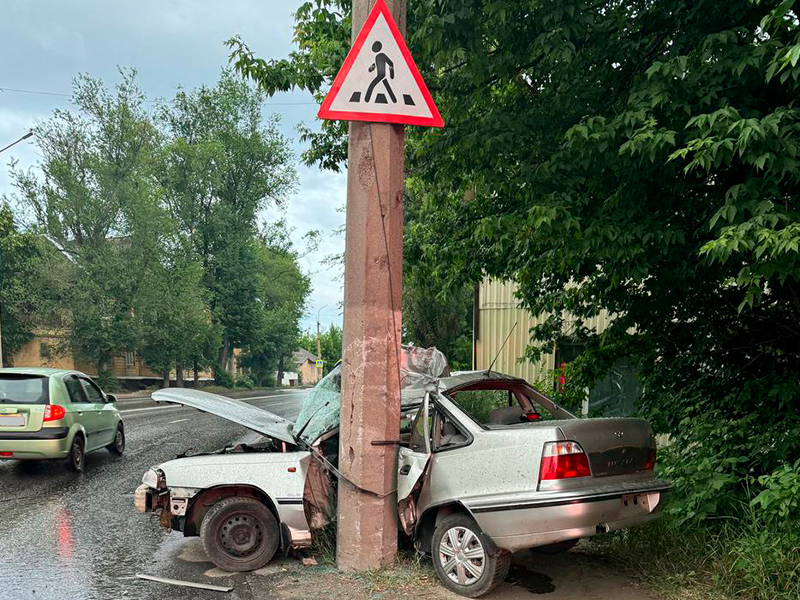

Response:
(317, 0), (444, 128)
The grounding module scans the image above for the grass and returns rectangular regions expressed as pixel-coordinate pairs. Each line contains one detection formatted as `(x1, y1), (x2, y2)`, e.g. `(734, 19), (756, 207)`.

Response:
(588, 515), (800, 600)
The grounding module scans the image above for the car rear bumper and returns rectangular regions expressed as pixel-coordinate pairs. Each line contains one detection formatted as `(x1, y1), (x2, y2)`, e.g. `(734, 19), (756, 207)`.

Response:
(0, 428), (71, 460)
(470, 483), (671, 552)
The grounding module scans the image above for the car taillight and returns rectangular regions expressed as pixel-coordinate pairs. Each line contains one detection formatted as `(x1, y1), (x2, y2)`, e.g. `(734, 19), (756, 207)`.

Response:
(44, 405), (66, 422)
(540, 441), (591, 480)
(643, 437), (657, 471)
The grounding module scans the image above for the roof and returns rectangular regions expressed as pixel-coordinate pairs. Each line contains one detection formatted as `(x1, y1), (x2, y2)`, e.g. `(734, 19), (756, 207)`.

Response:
(0, 367), (78, 377)
(439, 370), (524, 391)
(293, 348), (321, 364)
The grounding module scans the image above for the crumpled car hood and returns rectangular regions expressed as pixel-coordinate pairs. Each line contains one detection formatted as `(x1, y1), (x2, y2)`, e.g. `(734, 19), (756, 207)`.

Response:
(152, 388), (297, 446)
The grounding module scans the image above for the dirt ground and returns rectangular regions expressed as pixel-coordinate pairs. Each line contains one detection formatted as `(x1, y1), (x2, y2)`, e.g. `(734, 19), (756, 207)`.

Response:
(165, 538), (655, 600)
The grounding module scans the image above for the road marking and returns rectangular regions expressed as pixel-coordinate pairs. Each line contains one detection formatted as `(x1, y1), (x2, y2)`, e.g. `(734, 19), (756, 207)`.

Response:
(168, 418), (189, 424)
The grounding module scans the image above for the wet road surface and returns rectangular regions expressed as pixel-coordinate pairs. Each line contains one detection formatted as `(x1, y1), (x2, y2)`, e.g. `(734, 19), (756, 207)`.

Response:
(0, 388), (307, 600)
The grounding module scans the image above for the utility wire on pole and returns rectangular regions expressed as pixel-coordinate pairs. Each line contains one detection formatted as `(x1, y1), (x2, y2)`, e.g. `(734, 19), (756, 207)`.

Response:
(0, 130), (35, 367)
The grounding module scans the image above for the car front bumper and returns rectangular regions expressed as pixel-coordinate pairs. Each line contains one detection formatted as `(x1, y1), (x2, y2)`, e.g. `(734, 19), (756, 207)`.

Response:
(469, 482), (671, 552)
(0, 427), (71, 460)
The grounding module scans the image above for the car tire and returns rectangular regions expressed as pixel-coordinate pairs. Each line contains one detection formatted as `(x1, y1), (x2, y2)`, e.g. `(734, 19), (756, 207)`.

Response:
(67, 435), (85, 473)
(432, 513), (511, 598)
(200, 496), (280, 572)
(107, 423), (125, 456)
(530, 538), (579, 554)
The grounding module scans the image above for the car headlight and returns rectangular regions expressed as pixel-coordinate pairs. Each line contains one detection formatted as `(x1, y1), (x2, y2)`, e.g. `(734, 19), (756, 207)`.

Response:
(142, 467), (165, 489)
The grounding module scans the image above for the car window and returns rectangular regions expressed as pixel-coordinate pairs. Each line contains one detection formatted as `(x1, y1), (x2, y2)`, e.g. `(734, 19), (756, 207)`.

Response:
(448, 385), (560, 427)
(431, 409), (469, 451)
(449, 389), (516, 424)
(408, 403), (430, 453)
(80, 378), (105, 403)
(0, 375), (49, 404)
(64, 375), (88, 403)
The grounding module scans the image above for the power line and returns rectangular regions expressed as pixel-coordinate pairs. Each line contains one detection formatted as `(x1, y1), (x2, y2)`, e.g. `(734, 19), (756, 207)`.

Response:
(0, 85), (317, 106)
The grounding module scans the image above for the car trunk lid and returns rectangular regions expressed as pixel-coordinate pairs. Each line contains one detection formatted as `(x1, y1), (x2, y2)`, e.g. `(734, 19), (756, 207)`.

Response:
(152, 388), (297, 446)
(557, 418), (653, 477)
(0, 374), (49, 433)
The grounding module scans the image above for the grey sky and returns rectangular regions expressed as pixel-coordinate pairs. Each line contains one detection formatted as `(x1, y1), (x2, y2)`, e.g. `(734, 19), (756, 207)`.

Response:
(0, 0), (345, 331)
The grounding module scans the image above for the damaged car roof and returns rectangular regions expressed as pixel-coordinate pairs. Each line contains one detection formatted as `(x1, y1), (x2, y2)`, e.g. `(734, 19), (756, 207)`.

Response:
(152, 388), (297, 445)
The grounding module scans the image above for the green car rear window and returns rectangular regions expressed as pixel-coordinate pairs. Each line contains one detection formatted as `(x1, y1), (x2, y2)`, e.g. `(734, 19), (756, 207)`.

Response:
(0, 375), (50, 404)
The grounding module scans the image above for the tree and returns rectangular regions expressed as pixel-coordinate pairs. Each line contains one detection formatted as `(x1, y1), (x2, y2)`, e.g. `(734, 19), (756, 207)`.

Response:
(11, 71), (161, 382)
(0, 203), (57, 364)
(238, 225), (311, 386)
(298, 323), (343, 375)
(156, 71), (298, 376)
(228, 1), (800, 520)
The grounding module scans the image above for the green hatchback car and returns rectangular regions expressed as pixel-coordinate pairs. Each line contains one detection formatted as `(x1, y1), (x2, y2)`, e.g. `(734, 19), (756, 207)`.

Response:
(0, 368), (125, 471)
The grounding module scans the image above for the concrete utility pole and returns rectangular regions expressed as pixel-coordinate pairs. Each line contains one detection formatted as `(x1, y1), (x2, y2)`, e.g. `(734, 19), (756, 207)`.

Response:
(337, 0), (406, 572)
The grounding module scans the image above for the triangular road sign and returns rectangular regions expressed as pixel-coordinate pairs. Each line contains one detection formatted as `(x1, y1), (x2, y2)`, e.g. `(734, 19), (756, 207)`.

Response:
(318, 0), (443, 128)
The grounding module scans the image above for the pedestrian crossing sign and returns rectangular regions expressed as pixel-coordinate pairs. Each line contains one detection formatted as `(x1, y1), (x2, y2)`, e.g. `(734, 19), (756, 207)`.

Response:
(317, 0), (443, 128)
(316, 359), (323, 369)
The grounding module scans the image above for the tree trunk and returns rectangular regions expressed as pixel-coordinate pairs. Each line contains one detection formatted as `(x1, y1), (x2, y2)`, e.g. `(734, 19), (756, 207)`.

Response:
(176, 362), (184, 388)
(193, 360), (199, 386)
(277, 355), (285, 388)
(217, 336), (230, 374)
(162, 371), (170, 389)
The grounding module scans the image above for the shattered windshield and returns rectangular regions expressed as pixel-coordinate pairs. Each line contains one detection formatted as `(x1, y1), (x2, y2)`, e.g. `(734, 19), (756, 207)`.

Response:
(292, 346), (448, 445)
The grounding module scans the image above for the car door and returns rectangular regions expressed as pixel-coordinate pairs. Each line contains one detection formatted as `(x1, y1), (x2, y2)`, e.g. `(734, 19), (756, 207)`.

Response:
(79, 377), (115, 448)
(397, 392), (431, 534)
(63, 375), (100, 448)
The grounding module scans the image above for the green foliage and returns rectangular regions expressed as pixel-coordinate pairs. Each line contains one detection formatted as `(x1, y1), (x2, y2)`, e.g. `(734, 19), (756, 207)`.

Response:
(234, 374), (255, 390)
(0, 203), (54, 363)
(298, 323), (342, 375)
(594, 514), (800, 600)
(751, 460), (800, 528)
(213, 368), (235, 389)
(228, 0), (800, 532)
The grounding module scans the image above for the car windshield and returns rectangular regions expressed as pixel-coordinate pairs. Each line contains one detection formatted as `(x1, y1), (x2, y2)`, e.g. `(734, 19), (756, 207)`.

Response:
(0, 374), (49, 404)
(446, 382), (573, 427)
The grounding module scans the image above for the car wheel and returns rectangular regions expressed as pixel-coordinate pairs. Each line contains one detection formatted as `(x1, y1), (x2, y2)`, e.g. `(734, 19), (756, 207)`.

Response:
(67, 435), (85, 473)
(107, 423), (125, 456)
(432, 513), (511, 598)
(200, 496), (280, 572)
(530, 538), (579, 554)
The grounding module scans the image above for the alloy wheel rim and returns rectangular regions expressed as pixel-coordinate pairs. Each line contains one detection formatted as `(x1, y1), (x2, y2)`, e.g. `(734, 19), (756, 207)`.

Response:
(116, 429), (124, 450)
(219, 512), (264, 559)
(439, 526), (485, 586)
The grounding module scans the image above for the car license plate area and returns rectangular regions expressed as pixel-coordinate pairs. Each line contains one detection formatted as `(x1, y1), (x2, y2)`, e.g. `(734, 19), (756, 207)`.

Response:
(621, 492), (660, 514)
(0, 413), (25, 427)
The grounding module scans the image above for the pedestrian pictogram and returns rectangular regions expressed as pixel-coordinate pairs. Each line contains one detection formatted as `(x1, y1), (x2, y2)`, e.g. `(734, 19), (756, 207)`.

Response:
(316, 359), (323, 369)
(318, 0), (443, 128)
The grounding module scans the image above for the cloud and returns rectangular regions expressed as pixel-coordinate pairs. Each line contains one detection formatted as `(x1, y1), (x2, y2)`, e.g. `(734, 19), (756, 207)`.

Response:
(0, 0), (346, 330)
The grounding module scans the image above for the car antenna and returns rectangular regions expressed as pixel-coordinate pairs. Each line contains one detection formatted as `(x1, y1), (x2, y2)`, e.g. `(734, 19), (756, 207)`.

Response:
(488, 321), (518, 374)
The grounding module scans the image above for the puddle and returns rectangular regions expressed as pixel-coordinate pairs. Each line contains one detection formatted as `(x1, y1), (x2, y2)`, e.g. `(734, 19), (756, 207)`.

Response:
(507, 564), (556, 594)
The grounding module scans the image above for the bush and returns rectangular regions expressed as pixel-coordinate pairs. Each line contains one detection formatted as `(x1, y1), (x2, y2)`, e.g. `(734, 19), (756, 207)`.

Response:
(234, 374), (255, 390)
(213, 369), (234, 389)
(595, 514), (800, 600)
(750, 460), (800, 529)
(96, 369), (118, 392)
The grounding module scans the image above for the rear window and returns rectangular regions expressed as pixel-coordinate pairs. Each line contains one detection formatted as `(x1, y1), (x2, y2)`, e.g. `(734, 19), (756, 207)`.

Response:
(0, 375), (50, 404)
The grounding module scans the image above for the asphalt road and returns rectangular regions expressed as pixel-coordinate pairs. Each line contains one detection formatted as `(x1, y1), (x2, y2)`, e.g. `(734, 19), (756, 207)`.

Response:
(0, 388), (308, 600)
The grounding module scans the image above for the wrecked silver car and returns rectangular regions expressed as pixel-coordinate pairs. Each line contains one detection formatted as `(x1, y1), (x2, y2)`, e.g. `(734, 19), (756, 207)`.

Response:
(135, 349), (670, 597)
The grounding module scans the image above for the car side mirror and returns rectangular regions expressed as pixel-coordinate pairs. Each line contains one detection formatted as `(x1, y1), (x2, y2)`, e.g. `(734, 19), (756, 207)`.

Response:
(106, 394), (117, 404)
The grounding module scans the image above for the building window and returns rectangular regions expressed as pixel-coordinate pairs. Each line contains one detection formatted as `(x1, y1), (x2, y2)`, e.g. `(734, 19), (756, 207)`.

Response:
(125, 351), (136, 368)
(39, 343), (51, 359)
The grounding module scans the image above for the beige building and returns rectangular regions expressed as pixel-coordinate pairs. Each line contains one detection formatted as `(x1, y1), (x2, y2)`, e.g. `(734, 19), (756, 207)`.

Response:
(473, 279), (637, 416)
(9, 328), (214, 386)
(293, 349), (323, 386)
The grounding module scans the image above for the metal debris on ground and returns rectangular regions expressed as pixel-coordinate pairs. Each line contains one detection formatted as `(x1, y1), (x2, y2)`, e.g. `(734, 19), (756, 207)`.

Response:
(136, 573), (233, 593)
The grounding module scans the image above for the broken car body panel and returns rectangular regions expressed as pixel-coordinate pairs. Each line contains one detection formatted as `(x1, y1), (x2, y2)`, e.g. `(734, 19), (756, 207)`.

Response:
(152, 388), (296, 446)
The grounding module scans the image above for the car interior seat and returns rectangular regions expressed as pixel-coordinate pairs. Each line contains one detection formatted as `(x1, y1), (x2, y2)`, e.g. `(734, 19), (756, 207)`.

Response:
(488, 405), (525, 425)
(439, 420), (467, 446)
